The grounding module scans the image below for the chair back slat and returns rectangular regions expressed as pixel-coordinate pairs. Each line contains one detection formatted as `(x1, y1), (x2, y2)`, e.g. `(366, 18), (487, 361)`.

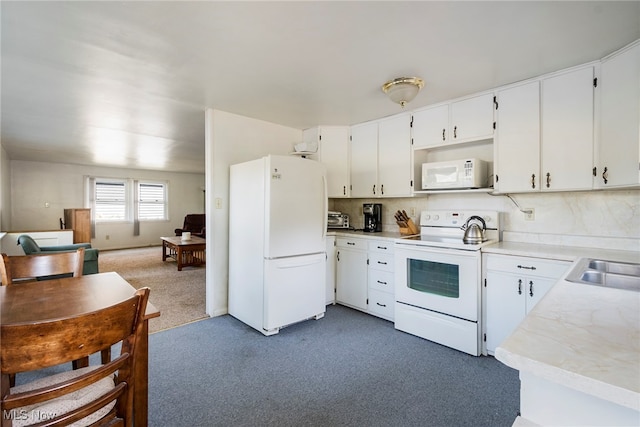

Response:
(0, 249), (84, 285)
(1, 293), (141, 373)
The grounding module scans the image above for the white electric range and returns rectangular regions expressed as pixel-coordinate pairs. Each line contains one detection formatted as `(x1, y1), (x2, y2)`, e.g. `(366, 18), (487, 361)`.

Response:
(394, 210), (500, 356)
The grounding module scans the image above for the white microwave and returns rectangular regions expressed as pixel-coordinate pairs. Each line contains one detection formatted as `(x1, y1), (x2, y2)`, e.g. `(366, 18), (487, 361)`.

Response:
(422, 158), (488, 190)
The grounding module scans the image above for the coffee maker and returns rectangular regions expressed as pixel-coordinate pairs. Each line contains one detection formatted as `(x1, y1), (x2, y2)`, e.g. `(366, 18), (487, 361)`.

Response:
(363, 203), (382, 232)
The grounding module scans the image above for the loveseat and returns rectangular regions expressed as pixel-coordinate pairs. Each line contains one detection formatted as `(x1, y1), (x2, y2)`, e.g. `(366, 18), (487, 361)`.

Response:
(17, 234), (99, 275)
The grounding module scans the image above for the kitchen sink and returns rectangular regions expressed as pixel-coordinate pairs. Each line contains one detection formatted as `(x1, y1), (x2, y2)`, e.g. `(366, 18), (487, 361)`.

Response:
(566, 258), (640, 292)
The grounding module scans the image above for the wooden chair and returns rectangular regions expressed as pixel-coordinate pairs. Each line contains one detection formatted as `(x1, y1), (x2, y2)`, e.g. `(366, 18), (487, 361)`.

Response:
(1, 287), (150, 427)
(0, 249), (85, 285)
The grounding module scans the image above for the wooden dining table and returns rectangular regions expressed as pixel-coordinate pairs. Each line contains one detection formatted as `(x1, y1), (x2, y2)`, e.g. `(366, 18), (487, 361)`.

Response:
(0, 271), (160, 427)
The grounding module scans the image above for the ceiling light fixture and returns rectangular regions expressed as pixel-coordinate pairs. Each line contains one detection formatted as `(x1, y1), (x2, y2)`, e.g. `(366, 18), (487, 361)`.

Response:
(382, 77), (425, 108)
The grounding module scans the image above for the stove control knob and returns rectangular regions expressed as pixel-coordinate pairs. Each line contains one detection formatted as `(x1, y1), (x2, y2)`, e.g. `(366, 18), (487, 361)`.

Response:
(484, 216), (491, 223)
(433, 215), (440, 221)
(424, 214), (431, 221)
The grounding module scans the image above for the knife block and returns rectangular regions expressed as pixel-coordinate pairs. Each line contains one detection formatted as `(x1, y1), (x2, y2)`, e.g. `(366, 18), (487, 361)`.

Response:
(398, 218), (420, 236)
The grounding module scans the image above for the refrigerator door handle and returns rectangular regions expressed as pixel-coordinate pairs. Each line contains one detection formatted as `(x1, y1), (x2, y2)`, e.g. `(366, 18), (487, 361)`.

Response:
(322, 174), (327, 240)
(271, 256), (324, 269)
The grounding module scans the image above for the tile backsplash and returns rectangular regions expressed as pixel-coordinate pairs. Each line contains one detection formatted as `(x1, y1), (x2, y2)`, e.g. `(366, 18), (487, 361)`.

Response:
(330, 189), (640, 251)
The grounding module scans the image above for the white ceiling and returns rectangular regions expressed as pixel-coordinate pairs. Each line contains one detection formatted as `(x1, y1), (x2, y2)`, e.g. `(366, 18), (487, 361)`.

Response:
(2, 1), (639, 174)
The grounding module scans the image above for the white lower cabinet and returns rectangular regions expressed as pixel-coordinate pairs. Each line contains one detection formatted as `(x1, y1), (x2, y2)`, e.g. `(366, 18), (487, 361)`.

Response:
(325, 236), (336, 305)
(483, 254), (570, 355)
(335, 236), (395, 321)
(336, 237), (368, 311)
(367, 240), (394, 321)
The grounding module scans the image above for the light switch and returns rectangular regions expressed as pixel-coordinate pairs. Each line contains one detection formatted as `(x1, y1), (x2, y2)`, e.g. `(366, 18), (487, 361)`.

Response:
(44, 202), (50, 208)
(215, 198), (222, 209)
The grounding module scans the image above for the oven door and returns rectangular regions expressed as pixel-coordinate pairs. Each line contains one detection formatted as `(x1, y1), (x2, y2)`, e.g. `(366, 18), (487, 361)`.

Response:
(394, 243), (481, 321)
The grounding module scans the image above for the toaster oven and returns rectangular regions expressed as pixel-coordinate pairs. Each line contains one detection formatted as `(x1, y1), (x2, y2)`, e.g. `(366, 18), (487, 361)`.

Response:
(328, 212), (350, 229)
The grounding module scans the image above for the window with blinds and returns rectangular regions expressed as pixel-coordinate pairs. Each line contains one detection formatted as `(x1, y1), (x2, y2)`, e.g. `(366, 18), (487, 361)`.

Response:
(95, 181), (127, 221)
(138, 182), (167, 220)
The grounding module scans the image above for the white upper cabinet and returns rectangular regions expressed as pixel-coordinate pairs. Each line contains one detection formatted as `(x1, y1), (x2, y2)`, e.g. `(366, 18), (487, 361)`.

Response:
(350, 114), (412, 198)
(412, 104), (449, 148)
(377, 113), (412, 197)
(305, 126), (350, 197)
(595, 41), (640, 188)
(412, 93), (495, 149)
(350, 121), (379, 197)
(494, 81), (541, 193)
(540, 65), (595, 191)
(450, 92), (495, 143)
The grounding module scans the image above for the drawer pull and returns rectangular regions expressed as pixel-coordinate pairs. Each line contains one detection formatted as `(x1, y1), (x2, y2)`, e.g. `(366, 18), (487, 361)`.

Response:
(517, 265), (536, 270)
(377, 246), (388, 250)
(377, 280), (387, 285)
(517, 279), (522, 295)
(347, 242), (355, 246)
(377, 261), (387, 265)
(376, 302), (387, 307)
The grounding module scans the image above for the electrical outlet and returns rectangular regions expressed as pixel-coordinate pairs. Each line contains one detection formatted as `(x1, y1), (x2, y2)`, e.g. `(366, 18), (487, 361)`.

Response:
(215, 198), (222, 209)
(524, 208), (535, 221)
(44, 202), (50, 208)
(105, 235), (110, 240)
(410, 207), (416, 217)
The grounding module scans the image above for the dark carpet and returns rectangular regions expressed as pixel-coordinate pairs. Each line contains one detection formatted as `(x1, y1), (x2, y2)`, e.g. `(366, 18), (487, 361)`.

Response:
(148, 304), (519, 427)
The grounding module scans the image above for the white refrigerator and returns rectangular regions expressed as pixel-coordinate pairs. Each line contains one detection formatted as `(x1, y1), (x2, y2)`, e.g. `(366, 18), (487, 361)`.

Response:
(228, 155), (327, 335)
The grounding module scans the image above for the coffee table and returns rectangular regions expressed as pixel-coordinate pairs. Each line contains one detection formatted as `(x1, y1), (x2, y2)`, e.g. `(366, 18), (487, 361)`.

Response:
(161, 236), (206, 271)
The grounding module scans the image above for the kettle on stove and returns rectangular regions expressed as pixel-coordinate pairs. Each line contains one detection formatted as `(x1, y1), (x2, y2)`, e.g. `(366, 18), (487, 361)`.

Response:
(461, 215), (486, 244)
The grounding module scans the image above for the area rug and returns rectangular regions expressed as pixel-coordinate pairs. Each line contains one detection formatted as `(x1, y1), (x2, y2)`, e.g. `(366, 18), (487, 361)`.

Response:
(98, 246), (208, 333)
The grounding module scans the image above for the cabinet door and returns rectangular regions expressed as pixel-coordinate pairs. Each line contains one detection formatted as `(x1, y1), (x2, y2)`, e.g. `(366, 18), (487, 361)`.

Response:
(318, 126), (351, 197)
(336, 248), (368, 311)
(450, 93), (495, 142)
(485, 270), (526, 354)
(541, 66), (594, 191)
(596, 42), (640, 188)
(412, 104), (449, 148)
(377, 114), (412, 197)
(325, 236), (336, 305)
(524, 277), (555, 314)
(350, 122), (378, 197)
(495, 81), (541, 193)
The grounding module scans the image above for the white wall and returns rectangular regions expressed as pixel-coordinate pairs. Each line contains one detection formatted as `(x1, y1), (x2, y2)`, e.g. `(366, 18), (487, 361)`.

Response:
(8, 160), (205, 250)
(205, 108), (302, 317)
(332, 189), (640, 251)
(0, 146), (9, 231)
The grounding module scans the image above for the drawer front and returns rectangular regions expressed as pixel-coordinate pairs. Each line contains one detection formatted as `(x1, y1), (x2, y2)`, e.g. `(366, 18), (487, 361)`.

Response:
(368, 289), (395, 321)
(486, 254), (570, 278)
(368, 240), (394, 254)
(369, 252), (394, 272)
(336, 237), (367, 250)
(368, 269), (394, 293)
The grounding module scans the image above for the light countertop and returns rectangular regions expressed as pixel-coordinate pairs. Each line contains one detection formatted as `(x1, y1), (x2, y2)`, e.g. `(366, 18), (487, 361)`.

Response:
(327, 230), (406, 241)
(495, 265), (640, 411)
(483, 241), (640, 264)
